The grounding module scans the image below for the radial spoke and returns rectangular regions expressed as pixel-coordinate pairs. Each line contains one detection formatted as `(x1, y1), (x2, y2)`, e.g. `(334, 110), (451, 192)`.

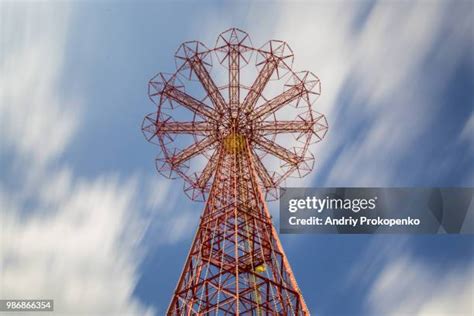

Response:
(163, 85), (217, 120)
(229, 47), (240, 111)
(172, 137), (217, 166)
(242, 57), (278, 113)
(196, 150), (219, 188)
(251, 151), (275, 189)
(253, 137), (300, 166)
(188, 57), (227, 113)
(249, 83), (304, 121)
(154, 121), (213, 135)
(257, 121), (313, 134)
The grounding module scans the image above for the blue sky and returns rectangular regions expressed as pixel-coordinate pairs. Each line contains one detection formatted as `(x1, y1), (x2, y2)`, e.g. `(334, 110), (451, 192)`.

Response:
(1, 1), (473, 315)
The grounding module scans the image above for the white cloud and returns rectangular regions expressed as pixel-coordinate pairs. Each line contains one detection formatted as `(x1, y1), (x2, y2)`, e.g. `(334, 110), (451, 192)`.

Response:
(461, 114), (474, 155)
(367, 256), (474, 316)
(0, 3), (80, 171)
(345, 237), (473, 316)
(145, 177), (197, 245)
(247, 0), (472, 186)
(146, 177), (173, 211)
(157, 208), (198, 245)
(0, 3), (155, 315)
(460, 114), (474, 184)
(0, 174), (154, 316)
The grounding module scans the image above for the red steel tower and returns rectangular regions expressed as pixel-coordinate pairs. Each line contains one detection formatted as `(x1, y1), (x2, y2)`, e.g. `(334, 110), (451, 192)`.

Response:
(142, 28), (328, 315)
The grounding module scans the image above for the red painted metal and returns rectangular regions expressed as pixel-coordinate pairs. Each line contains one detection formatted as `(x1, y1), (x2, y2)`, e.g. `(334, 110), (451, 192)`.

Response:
(142, 28), (328, 315)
